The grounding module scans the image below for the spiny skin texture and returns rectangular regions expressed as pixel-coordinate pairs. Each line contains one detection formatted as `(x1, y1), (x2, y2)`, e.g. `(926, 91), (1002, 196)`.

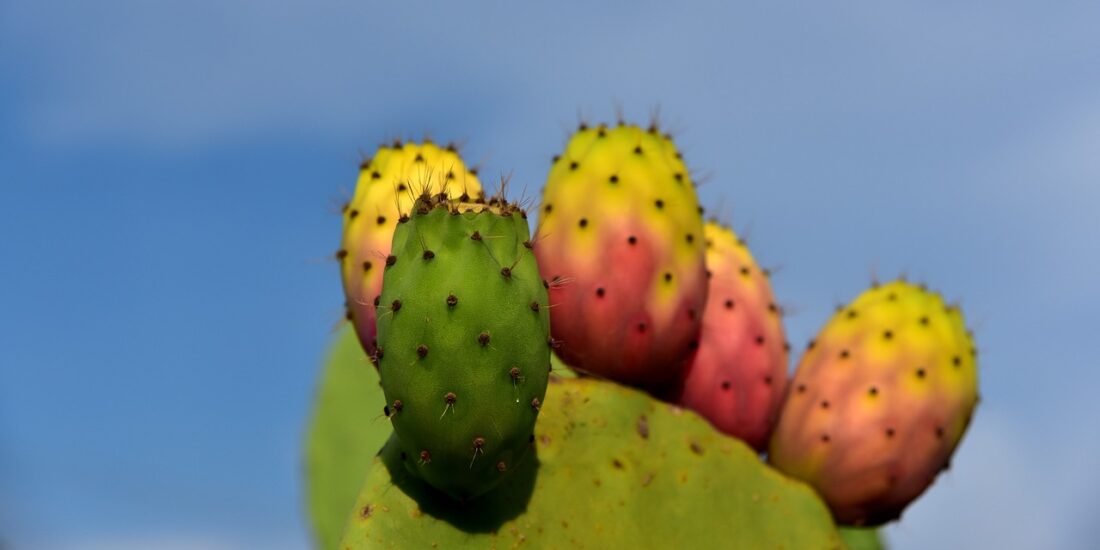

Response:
(340, 377), (843, 549)
(769, 280), (979, 526)
(535, 123), (707, 389)
(340, 141), (483, 357)
(674, 223), (788, 451)
(378, 196), (549, 501)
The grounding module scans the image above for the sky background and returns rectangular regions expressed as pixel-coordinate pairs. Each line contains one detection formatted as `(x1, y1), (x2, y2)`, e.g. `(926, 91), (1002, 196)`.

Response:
(2, 1), (1098, 548)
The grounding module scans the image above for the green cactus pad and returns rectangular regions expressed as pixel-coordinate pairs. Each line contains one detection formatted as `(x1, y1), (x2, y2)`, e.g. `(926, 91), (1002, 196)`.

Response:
(304, 326), (390, 550)
(839, 527), (886, 550)
(339, 376), (843, 549)
(377, 196), (550, 501)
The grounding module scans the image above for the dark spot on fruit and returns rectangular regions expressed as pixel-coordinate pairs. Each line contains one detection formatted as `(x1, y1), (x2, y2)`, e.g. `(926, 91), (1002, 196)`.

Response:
(690, 441), (704, 455)
(501, 267), (512, 278)
(840, 349), (850, 359)
(885, 428), (896, 438)
(637, 322), (647, 333)
(579, 218), (588, 228)
(497, 461), (507, 472)
(847, 309), (858, 319)
(634, 145), (643, 155)
(883, 330), (894, 340)
(569, 161), (579, 170)
(471, 231), (482, 241)
(685, 233), (694, 244)
(376, 215), (386, 225)
(674, 172), (684, 183)
(530, 301), (540, 312)
(444, 392), (456, 404)
(349, 209), (359, 219)
(422, 249), (434, 260)
(609, 174), (619, 184)
(869, 386), (878, 396)
(740, 266), (750, 276)
(371, 171), (381, 179)
(797, 384), (807, 393)
(383, 405), (390, 417)
(628, 235), (637, 245)
(724, 299), (734, 309)
(596, 287), (605, 297)
(919, 316), (930, 326)
(417, 344), (428, 358)
(392, 399), (403, 412)
(936, 426), (945, 438)
(755, 335), (765, 345)
(916, 367), (926, 379)
(953, 356), (962, 368)
(478, 332), (490, 346)
(361, 504), (374, 519)
(820, 400), (830, 409)
(473, 437), (485, 449)
(531, 397), (540, 410)
(390, 299), (401, 312)
(523, 240), (533, 249)
(447, 294), (458, 307)
(397, 183), (407, 192)
(663, 272), (673, 283)
(420, 450), (431, 463)
(386, 255), (397, 266)
(636, 415), (649, 439)
(544, 204), (553, 213)
(655, 199), (664, 209)
(721, 381), (731, 391)
(764, 375), (773, 385)
(335, 249), (347, 260)
(821, 434), (830, 443)
(362, 261), (372, 271)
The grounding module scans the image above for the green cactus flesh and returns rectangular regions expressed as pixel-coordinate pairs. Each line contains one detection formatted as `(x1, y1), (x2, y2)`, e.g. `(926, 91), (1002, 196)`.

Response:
(304, 327), (389, 550)
(838, 527), (887, 550)
(339, 376), (843, 549)
(377, 196), (550, 501)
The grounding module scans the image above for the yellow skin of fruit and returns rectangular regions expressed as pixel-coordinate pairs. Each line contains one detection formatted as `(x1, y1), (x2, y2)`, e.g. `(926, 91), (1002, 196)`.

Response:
(339, 142), (483, 356)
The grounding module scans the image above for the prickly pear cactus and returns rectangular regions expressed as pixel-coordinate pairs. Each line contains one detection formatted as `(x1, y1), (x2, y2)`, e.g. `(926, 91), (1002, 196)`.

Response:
(339, 377), (843, 549)
(674, 223), (789, 451)
(340, 141), (483, 357)
(535, 123), (707, 389)
(769, 280), (979, 526)
(377, 194), (549, 501)
(304, 327), (389, 550)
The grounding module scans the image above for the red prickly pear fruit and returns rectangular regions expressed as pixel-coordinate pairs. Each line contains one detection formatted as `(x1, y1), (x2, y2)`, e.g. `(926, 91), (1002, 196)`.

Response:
(534, 123), (707, 389)
(768, 280), (980, 526)
(674, 223), (788, 451)
(339, 142), (482, 359)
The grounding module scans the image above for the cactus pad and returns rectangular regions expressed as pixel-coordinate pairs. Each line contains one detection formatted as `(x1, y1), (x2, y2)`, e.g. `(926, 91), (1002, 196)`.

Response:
(339, 376), (843, 548)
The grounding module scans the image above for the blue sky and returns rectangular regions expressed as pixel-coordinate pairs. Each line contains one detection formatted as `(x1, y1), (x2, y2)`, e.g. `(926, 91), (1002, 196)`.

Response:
(2, 1), (1098, 548)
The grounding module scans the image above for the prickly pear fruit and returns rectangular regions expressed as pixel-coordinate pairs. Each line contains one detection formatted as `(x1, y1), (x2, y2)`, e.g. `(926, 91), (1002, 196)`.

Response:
(535, 123), (707, 389)
(377, 194), (549, 501)
(674, 223), (788, 451)
(769, 280), (979, 526)
(339, 141), (483, 357)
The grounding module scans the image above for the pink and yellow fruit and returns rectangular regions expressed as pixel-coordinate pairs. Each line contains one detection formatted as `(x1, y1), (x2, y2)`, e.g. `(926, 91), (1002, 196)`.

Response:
(534, 123), (707, 389)
(338, 141), (483, 357)
(674, 223), (788, 451)
(769, 280), (979, 526)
